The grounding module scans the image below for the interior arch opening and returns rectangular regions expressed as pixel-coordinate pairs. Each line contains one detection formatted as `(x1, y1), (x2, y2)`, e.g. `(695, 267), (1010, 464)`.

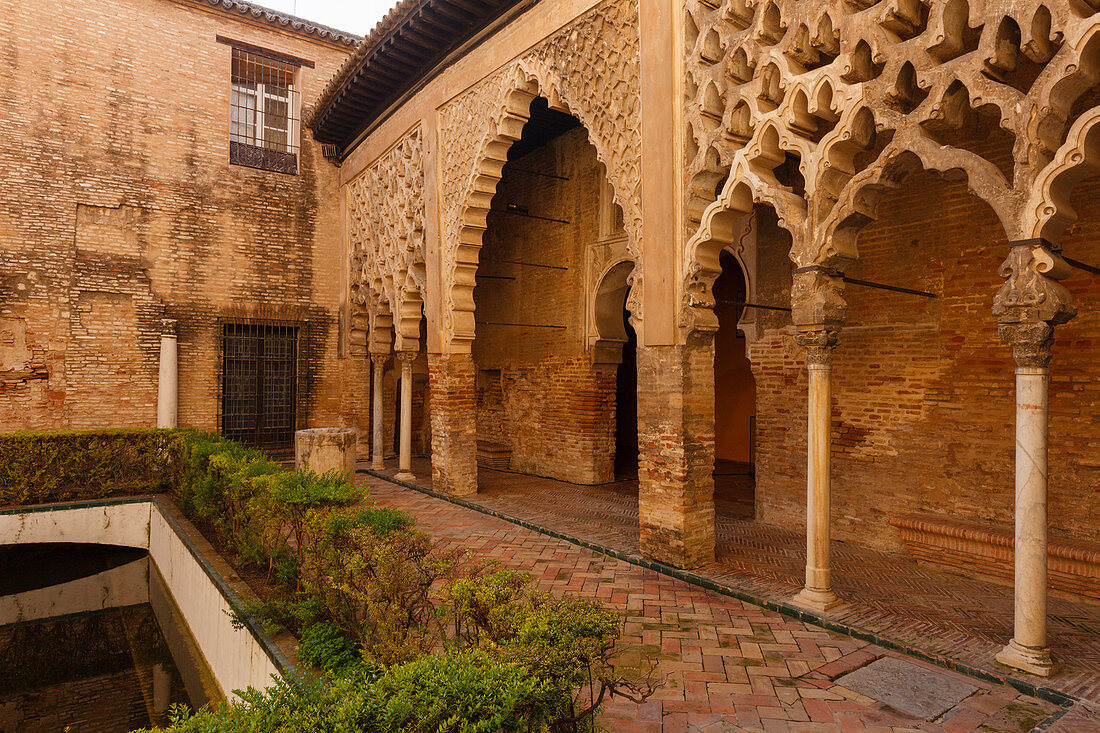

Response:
(713, 249), (757, 518)
(592, 260), (638, 481)
(472, 95), (626, 485)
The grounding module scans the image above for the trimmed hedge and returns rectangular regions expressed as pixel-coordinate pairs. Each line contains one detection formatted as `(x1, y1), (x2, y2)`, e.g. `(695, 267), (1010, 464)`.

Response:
(0, 428), (180, 506)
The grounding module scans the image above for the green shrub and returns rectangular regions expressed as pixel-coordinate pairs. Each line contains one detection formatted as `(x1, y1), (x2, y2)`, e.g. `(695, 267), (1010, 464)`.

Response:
(450, 568), (658, 723)
(132, 671), (379, 733)
(371, 648), (554, 732)
(0, 428), (179, 506)
(300, 506), (458, 666)
(297, 622), (361, 674)
(138, 650), (555, 733)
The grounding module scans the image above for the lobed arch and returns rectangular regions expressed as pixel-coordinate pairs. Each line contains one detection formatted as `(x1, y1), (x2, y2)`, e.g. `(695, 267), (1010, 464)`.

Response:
(1027, 106), (1100, 244)
(441, 64), (642, 351)
(811, 140), (1016, 270)
(591, 259), (636, 367)
(368, 297), (395, 356)
(682, 162), (806, 336)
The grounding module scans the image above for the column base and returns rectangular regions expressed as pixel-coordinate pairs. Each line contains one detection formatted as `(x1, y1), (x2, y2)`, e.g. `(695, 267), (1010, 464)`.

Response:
(996, 639), (1063, 678)
(371, 460), (385, 471)
(394, 471), (415, 482)
(791, 586), (843, 614)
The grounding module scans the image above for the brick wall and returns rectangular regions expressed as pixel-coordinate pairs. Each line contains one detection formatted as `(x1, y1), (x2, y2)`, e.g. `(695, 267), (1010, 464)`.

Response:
(472, 126), (617, 484)
(0, 0), (369, 449)
(750, 169), (1100, 552)
(638, 336), (717, 567)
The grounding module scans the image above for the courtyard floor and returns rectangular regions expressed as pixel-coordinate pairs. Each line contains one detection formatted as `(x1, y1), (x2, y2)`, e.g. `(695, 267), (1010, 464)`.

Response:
(357, 466), (1100, 731)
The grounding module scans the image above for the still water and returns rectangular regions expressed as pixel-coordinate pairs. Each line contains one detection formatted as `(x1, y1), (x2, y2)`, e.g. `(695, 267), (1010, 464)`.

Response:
(0, 543), (219, 732)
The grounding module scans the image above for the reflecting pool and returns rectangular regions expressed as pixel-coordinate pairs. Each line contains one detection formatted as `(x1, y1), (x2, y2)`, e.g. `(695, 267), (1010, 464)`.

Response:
(0, 543), (218, 732)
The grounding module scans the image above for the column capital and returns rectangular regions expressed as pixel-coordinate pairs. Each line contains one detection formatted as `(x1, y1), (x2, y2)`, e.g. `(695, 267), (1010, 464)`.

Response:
(993, 239), (1076, 368)
(369, 352), (389, 368)
(998, 322), (1055, 369)
(159, 318), (178, 338)
(794, 328), (840, 367)
(396, 350), (417, 366)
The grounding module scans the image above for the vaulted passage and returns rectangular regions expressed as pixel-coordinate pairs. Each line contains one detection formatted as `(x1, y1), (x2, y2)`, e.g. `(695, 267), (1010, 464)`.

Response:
(471, 97), (630, 485)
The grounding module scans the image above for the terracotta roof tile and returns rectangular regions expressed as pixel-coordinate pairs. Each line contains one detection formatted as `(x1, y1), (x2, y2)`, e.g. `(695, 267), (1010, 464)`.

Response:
(198, 0), (360, 46)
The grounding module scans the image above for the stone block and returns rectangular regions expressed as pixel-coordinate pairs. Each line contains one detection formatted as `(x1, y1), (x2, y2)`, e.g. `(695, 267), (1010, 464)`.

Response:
(295, 428), (357, 481)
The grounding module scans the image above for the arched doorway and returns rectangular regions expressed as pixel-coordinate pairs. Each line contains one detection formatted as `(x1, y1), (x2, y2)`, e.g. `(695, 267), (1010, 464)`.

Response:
(713, 249), (756, 517)
(592, 260), (637, 481)
(470, 95), (627, 485)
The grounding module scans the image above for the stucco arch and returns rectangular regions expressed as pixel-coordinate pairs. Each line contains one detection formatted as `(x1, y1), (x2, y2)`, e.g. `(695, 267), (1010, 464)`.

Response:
(1028, 96), (1100, 243)
(814, 141), (1015, 270)
(682, 162), (805, 335)
(441, 67), (641, 351)
(591, 259), (635, 367)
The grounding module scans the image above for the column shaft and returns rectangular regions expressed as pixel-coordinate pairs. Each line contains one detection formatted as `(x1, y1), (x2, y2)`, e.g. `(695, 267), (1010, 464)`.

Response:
(806, 363), (833, 592)
(371, 356), (385, 470)
(996, 366), (1061, 676)
(156, 320), (177, 429)
(792, 359), (841, 612)
(396, 353), (415, 481)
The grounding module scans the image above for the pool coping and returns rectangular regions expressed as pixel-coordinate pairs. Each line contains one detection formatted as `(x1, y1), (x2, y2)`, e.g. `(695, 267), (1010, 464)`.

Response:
(1, 495), (296, 681)
(359, 467), (1079, 727)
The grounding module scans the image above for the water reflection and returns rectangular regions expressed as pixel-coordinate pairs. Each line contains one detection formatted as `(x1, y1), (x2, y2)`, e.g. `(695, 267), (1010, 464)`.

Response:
(0, 543), (219, 732)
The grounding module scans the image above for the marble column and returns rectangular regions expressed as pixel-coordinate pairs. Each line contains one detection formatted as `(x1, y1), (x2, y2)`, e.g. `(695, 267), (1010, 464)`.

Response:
(370, 353), (387, 471)
(156, 318), (178, 429)
(992, 240), (1075, 678)
(395, 351), (416, 481)
(791, 328), (842, 613)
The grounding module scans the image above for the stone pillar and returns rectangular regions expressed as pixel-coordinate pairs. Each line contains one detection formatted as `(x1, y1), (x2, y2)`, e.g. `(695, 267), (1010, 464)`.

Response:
(370, 354), (387, 470)
(156, 318), (178, 429)
(993, 239), (1075, 678)
(395, 351), (416, 481)
(637, 333), (716, 569)
(791, 328), (842, 613)
(428, 353), (478, 495)
(789, 267), (847, 613)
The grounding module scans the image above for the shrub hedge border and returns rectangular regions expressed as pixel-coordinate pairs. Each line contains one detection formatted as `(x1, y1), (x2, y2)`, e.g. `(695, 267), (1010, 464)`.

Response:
(0, 428), (180, 506)
(359, 467), (1077, 729)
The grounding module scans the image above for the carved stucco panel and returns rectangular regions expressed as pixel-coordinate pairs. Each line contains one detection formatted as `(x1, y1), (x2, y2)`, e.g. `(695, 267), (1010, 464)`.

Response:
(681, 0), (1100, 337)
(437, 0), (641, 349)
(347, 124), (426, 353)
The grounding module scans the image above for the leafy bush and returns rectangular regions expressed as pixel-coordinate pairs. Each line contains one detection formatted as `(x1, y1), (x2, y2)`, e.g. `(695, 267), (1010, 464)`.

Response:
(450, 568), (658, 723)
(370, 649), (555, 732)
(136, 650), (558, 733)
(0, 428), (179, 506)
(156, 431), (659, 732)
(297, 622), (361, 674)
(299, 505), (456, 666)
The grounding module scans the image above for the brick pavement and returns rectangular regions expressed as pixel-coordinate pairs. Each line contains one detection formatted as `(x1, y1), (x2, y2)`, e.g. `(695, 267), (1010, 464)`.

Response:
(367, 459), (1100, 708)
(357, 472), (1091, 732)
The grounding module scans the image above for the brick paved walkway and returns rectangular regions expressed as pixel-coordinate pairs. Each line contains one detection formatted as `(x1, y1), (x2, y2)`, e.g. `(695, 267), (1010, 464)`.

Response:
(357, 472), (1098, 731)
(365, 458), (1100, 710)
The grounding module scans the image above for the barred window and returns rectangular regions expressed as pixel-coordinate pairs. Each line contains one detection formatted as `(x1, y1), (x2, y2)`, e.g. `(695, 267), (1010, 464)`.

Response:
(229, 48), (300, 174)
(220, 321), (306, 452)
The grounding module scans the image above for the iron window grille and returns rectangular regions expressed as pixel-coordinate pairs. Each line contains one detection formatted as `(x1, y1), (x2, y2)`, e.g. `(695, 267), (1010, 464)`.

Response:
(219, 321), (308, 453)
(229, 47), (301, 174)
